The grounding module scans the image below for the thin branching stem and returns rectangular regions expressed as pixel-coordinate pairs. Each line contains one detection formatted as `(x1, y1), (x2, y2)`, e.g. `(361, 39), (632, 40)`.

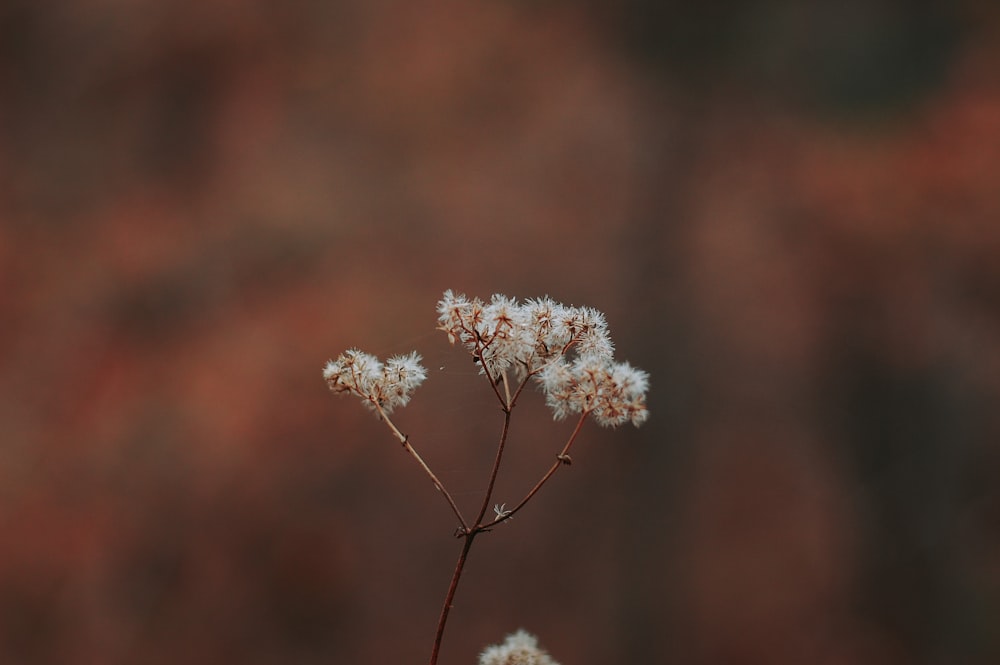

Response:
(471, 331), (507, 407)
(374, 402), (469, 532)
(429, 531), (476, 665)
(489, 411), (589, 526)
(473, 393), (512, 528)
(328, 292), (649, 665)
(504, 366), (536, 410)
(430, 369), (518, 665)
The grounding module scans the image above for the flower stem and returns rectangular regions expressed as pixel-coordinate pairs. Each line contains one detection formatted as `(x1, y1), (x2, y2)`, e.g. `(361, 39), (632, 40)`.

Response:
(428, 371), (520, 664)
(490, 411), (588, 526)
(375, 403), (469, 531)
(429, 531), (476, 665)
(473, 399), (512, 527)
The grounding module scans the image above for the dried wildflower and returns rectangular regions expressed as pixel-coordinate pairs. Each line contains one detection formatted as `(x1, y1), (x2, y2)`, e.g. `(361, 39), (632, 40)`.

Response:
(538, 353), (649, 427)
(436, 291), (619, 379)
(435, 291), (647, 425)
(322, 349), (426, 413)
(479, 629), (560, 665)
(324, 291), (649, 665)
(437, 291), (531, 377)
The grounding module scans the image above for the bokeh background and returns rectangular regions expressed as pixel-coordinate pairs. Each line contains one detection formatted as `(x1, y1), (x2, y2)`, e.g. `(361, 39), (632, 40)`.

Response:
(2, 1), (999, 664)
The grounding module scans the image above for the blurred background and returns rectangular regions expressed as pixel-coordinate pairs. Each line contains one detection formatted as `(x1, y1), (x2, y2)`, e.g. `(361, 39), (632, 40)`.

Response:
(2, 1), (999, 663)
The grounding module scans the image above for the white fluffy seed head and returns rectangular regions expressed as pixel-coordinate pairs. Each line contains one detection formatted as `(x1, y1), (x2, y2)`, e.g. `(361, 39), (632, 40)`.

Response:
(478, 630), (560, 665)
(323, 349), (426, 414)
(534, 353), (649, 428)
(435, 290), (649, 426)
(327, 292), (649, 425)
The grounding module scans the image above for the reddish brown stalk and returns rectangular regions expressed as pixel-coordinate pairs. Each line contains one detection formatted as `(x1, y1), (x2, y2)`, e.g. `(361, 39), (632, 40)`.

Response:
(472, 375), (514, 526)
(429, 407), (589, 664)
(489, 411), (588, 526)
(475, 337), (507, 407)
(429, 530), (476, 665)
(375, 403), (469, 532)
(429, 385), (513, 664)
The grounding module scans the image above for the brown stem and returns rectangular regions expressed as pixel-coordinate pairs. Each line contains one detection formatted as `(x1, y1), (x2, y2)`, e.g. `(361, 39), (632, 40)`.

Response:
(429, 532), (476, 665)
(374, 402), (469, 531)
(472, 401), (512, 527)
(429, 369), (517, 664)
(490, 411), (588, 526)
(470, 332), (507, 408)
(429, 411), (587, 662)
(423, 355), (585, 663)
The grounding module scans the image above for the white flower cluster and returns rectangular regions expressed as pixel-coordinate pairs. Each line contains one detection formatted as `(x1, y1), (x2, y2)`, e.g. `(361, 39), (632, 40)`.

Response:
(538, 354), (649, 428)
(322, 349), (427, 414)
(478, 629), (560, 665)
(437, 291), (649, 428)
(437, 290), (613, 378)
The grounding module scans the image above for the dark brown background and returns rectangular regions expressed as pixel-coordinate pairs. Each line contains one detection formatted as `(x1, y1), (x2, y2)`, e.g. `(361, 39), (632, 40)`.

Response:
(2, 1), (999, 664)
